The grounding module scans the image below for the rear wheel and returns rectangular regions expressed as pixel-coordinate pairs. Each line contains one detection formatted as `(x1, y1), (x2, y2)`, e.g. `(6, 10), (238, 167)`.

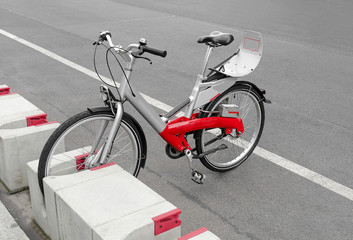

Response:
(38, 109), (145, 194)
(195, 84), (265, 172)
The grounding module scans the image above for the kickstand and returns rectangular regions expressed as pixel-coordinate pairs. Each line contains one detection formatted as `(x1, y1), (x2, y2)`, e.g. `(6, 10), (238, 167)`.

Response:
(184, 149), (206, 184)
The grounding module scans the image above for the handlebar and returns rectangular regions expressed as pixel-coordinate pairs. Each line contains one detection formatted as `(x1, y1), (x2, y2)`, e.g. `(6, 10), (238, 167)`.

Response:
(140, 45), (167, 58)
(98, 31), (167, 59)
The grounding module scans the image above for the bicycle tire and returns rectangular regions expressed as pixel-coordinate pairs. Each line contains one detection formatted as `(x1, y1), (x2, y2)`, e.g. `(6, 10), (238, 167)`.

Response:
(195, 83), (265, 172)
(38, 109), (146, 194)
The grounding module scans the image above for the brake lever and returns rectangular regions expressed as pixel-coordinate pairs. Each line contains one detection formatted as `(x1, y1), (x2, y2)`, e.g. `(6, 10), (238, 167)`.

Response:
(93, 36), (104, 46)
(131, 52), (152, 64)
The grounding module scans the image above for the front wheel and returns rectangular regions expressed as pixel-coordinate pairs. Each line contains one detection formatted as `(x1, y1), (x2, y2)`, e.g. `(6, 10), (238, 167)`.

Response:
(38, 109), (146, 194)
(195, 83), (265, 172)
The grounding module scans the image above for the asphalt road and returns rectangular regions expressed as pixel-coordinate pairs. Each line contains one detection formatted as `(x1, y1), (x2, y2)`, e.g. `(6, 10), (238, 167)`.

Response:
(0, 0), (353, 239)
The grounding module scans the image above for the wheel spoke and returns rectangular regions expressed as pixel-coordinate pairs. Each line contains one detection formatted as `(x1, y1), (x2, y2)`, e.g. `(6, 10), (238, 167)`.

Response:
(39, 111), (144, 194)
(196, 86), (264, 171)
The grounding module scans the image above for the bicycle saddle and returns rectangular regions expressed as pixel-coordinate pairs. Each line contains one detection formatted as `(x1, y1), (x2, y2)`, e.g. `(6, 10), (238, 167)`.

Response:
(197, 31), (234, 46)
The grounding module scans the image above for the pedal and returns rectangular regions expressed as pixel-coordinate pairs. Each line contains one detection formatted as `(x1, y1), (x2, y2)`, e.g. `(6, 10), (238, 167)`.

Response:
(191, 170), (206, 184)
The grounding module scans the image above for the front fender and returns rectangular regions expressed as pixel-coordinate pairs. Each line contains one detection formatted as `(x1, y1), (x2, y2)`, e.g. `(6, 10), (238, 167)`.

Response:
(87, 106), (113, 113)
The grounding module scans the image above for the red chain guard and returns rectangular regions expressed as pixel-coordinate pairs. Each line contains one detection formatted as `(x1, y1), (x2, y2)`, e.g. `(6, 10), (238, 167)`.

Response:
(159, 114), (244, 153)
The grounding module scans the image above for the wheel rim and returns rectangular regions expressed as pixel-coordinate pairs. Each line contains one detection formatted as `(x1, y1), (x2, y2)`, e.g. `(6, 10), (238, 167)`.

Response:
(201, 89), (262, 168)
(45, 115), (140, 177)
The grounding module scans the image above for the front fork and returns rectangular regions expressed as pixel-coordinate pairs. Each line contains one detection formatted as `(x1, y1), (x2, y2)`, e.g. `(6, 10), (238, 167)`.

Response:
(99, 101), (124, 164)
(85, 101), (124, 168)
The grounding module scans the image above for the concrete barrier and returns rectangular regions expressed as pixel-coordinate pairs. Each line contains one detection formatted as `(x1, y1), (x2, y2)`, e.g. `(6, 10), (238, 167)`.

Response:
(26, 149), (94, 236)
(0, 92), (45, 129)
(0, 122), (60, 192)
(0, 88), (59, 192)
(178, 228), (220, 240)
(27, 160), (49, 236)
(27, 160), (182, 240)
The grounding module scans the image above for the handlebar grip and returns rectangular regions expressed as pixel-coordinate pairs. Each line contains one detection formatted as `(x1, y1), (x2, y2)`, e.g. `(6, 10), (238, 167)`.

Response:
(142, 46), (167, 58)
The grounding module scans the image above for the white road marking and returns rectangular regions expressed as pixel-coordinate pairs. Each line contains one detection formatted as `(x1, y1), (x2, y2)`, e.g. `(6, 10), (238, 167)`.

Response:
(1, 28), (353, 201)
(253, 146), (353, 201)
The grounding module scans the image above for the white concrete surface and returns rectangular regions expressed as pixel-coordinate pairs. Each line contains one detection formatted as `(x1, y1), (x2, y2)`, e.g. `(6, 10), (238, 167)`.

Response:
(26, 160), (49, 235)
(0, 93), (44, 129)
(0, 122), (59, 192)
(0, 199), (29, 240)
(93, 202), (181, 240)
(43, 164), (181, 240)
(27, 148), (95, 238)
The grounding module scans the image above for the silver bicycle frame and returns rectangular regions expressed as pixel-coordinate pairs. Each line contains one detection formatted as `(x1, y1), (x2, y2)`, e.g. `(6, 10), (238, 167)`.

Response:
(122, 45), (236, 129)
(98, 39), (237, 165)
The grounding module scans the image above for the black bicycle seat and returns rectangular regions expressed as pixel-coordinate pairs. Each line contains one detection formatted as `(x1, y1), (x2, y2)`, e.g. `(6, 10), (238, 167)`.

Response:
(197, 31), (234, 46)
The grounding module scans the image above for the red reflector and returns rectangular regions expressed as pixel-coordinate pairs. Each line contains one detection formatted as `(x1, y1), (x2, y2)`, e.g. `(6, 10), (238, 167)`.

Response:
(209, 93), (220, 102)
(0, 87), (10, 95)
(75, 153), (90, 171)
(26, 114), (48, 126)
(90, 162), (116, 171)
(178, 227), (208, 240)
(153, 208), (181, 236)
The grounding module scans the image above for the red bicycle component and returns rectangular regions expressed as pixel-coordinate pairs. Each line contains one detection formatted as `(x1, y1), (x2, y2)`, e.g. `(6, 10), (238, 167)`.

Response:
(75, 151), (98, 170)
(160, 115), (244, 153)
(75, 153), (89, 170)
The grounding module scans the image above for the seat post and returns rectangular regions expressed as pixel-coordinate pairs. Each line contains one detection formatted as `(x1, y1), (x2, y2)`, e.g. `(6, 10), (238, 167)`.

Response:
(184, 45), (215, 119)
(200, 45), (214, 77)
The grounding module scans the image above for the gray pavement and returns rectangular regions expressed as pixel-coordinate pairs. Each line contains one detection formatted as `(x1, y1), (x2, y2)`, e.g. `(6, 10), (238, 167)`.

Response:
(0, 0), (353, 239)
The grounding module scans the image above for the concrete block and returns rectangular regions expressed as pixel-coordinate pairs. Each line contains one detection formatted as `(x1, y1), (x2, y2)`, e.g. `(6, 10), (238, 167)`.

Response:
(43, 163), (126, 240)
(26, 160), (49, 235)
(178, 228), (220, 240)
(26, 148), (93, 237)
(0, 122), (60, 192)
(93, 202), (181, 240)
(43, 164), (181, 240)
(0, 93), (44, 129)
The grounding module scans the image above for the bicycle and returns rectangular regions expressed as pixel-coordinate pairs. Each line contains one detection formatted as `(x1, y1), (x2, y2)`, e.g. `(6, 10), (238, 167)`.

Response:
(38, 30), (271, 193)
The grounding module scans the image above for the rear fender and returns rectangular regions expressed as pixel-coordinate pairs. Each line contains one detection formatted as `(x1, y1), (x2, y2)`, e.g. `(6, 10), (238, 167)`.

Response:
(235, 81), (271, 103)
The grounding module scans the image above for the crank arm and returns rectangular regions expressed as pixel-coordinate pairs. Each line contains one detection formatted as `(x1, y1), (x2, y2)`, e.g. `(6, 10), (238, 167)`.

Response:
(184, 149), (206, 184)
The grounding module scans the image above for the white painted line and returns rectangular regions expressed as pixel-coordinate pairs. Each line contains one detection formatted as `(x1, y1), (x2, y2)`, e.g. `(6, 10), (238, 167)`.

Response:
(2, 29), (353, 201)
(0, 29), (170, 112)
(253, 146), (353, 201)
(0, 29), (115, 87)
